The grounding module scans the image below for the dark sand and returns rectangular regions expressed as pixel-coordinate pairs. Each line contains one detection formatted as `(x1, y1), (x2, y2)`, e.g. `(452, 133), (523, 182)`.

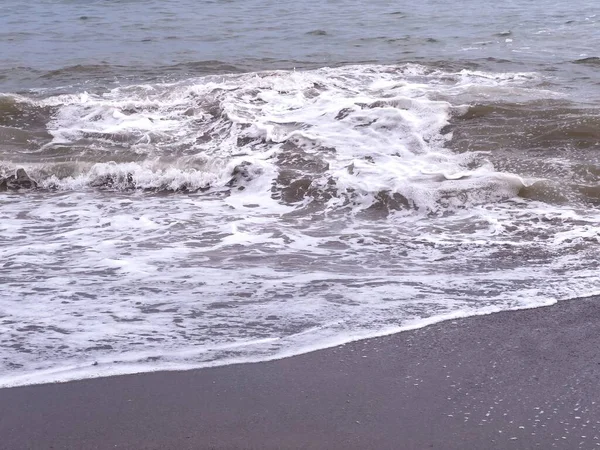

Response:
(1, 297), (600, 450)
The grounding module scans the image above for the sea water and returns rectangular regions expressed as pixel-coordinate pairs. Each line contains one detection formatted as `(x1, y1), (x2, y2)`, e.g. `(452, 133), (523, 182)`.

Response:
(0, 0), (599, 387)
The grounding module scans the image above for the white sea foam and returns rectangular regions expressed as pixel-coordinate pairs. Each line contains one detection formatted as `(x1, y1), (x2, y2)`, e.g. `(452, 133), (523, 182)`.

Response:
(0, 64), (598, 388)
(10, 64), (551, 209)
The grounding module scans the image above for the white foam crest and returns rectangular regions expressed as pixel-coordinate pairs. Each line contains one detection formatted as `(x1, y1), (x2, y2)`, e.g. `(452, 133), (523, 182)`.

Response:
(38, 160), (225, 191)
(44, 89), (196, 145)
(29, 63), (553, 211)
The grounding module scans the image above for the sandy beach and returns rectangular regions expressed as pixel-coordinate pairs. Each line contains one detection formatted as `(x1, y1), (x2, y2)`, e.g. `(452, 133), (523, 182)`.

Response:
(1, 296), (599, 449)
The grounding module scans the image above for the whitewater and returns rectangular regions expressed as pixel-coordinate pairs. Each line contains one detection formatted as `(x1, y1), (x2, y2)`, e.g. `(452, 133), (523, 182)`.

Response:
(1, 62), (599, 387)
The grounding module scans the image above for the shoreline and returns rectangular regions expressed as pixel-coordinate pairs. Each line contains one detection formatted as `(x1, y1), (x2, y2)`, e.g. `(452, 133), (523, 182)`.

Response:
(2, 296), (600, 449)
(0, 300), (557, 390)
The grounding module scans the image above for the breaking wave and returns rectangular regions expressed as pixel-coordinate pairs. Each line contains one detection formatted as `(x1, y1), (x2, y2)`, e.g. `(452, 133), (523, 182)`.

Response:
(1, 64), (549, 213)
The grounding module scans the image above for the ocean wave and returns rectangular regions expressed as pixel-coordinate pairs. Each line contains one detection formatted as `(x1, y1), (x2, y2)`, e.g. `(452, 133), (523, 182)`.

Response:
(1, 64), (599, 388)
(572, 56), (600, 66)
(1, 63), (553, 213)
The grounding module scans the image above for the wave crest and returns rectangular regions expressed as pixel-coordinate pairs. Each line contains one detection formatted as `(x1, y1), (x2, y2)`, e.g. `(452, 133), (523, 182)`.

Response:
(1, 64), (548, 212)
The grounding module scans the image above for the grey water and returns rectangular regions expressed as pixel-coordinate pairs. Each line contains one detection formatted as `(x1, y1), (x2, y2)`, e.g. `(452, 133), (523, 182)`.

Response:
(0, 0), (599, 387)
(1, 0), (599, 95)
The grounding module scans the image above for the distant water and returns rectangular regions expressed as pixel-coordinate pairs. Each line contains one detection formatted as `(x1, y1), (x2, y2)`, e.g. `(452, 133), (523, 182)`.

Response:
(1, 0), (599, 387)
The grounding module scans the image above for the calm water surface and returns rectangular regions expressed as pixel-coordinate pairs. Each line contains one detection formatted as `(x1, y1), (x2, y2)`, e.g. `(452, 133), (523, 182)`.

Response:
(1, 0), (598, 93)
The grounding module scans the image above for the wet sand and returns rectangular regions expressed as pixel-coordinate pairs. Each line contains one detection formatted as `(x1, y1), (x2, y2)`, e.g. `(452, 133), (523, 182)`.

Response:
(1, 296), (599, 450)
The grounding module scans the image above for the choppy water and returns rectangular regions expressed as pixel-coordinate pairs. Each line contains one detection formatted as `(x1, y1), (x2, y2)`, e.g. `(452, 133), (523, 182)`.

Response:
(0, 0), (599, 387)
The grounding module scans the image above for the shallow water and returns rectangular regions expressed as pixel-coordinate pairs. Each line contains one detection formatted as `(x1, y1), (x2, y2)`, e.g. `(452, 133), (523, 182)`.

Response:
(0, 0), (599, 387)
